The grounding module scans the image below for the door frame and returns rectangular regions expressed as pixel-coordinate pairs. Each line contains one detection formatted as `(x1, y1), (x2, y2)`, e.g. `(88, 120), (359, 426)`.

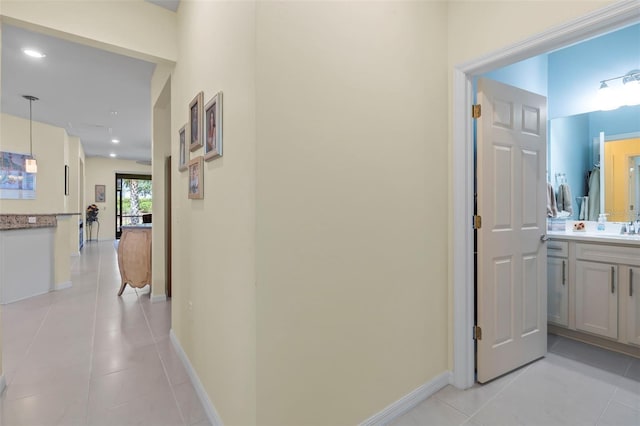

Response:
(451, 0), (640, 389)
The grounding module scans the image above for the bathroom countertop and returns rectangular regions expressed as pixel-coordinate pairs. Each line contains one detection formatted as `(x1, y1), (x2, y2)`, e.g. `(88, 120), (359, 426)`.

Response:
(548, 230), (640, 246)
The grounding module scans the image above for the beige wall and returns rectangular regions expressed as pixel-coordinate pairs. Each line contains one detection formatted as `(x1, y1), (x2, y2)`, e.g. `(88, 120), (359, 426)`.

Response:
(151, 74), (172, 299)
(171, 1), (257, 424)
(67, 136), (86, 255)
(255, 2), (448, 424)
(83, 157), (151, 241)
(0, 113), (66, 214)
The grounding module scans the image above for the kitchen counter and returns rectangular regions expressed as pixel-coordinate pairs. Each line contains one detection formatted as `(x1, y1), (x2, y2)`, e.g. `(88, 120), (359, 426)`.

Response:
(0, 213), (81, 230)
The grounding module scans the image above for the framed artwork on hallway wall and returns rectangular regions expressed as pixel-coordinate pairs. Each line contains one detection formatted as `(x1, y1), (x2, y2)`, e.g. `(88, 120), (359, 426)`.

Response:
(95, 184), (106, 203)
(178, 123), (188, 171)
(189, 91), (204, 152)
(188, 156), (204, 200)
(204, 91), (223, 161)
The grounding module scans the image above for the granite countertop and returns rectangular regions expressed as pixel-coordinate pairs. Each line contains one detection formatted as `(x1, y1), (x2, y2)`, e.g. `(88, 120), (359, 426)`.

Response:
(0, 213), (80, 230)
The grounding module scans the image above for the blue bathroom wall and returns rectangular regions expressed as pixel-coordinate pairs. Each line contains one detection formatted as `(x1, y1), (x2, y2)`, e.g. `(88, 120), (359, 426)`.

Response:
(549, 114), (591, 218)
(589, 104), (640, 144)
(483, 55), (548, 96)
(548, 24), (640, 119)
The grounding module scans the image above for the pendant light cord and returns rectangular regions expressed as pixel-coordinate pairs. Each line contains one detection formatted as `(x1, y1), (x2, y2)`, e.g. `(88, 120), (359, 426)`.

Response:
(22, 95), (38, 157)
(29, 97), (33, 156)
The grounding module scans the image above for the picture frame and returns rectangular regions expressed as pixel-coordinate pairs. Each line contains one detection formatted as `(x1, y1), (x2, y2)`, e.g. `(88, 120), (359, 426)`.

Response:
(188, 156), (204, 199)
(178, 123), (188, 171)
(95, 184), (106, 203)
(204, 91), (223, 161)
(189, 91), (204, 151)
(64, 165), (70, 196)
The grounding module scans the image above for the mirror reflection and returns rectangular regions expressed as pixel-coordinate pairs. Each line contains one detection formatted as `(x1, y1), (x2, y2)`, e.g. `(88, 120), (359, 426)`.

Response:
(549, 104), (640, 222)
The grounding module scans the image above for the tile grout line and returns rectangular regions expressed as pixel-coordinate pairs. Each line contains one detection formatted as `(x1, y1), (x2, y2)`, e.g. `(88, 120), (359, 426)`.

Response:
(594, 385), (617, 425)
(5, 300), (54, 389)
(85, 242), (105, 425)
(137, 288), (189, 426)
(463, 362), (535, 421)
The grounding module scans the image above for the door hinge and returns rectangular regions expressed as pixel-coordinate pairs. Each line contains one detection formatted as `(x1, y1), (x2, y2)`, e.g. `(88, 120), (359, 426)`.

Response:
(472, 104), (481, 119)
(473, 325), (482, 340)
(473, 215), (482, 229)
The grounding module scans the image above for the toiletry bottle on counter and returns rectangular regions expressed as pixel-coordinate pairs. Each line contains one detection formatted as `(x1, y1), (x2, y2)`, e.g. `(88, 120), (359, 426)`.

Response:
(597, 213), (607, 231)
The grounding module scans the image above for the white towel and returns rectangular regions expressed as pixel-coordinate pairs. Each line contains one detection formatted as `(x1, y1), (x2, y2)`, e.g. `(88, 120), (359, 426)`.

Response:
(579, 196), (588, 220)
(556, 183), (573, 215)
(547, 183), (558, 218)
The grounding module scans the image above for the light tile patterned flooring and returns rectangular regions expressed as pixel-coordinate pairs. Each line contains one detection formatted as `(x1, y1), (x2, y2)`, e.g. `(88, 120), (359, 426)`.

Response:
(3, 241), (640, 426)
(1, 241), (210, 426)
(393, 334), (640, 426)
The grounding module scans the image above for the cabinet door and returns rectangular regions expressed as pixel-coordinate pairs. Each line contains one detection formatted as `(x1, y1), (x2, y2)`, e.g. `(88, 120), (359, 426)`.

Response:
(548, 257), (568, 327)
(627, 266), (640, 346)
(576, 261), (618, 339)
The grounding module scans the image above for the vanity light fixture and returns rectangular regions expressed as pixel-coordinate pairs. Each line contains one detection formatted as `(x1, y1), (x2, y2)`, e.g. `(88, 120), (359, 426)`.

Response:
(597, 69), (640, 110)
(22, 48), (46, 59)
(23, 95), (39, 174)
(112, 139), (120, 144)
(109, 153), (117, 158)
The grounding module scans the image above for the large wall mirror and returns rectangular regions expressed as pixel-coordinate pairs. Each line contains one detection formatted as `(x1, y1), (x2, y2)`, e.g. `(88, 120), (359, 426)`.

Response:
(549, 104), (640, 222)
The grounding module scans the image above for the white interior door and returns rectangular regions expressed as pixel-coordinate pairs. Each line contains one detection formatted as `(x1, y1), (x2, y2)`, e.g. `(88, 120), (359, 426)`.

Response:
(476, 78), (547, 383)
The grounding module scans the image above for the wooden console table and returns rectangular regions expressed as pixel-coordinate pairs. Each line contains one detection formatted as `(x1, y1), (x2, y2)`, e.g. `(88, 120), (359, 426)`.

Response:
(117, 225), (152, 296)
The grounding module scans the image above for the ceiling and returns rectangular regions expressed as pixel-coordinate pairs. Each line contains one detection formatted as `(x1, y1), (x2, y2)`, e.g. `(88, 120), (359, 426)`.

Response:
(1, 24), (158, 162)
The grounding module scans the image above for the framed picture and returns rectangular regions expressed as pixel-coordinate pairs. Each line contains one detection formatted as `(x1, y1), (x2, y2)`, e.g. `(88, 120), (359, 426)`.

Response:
(178, 123), (188, 171)
(95, 184), (106, 203)
(64, 165), (70, 196)
(189, 91), (204, 151)
(204, 92), (223, 161)
(188, 156), (204, 199)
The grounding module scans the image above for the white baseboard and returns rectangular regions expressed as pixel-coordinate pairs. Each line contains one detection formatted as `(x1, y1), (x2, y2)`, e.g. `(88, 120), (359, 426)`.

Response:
(360, 371), (452, 426)
(170, 329), (223, 426)
(150, 294), (167, 303)
(0, 374), (6, 394)
(55, 281), (72, 291)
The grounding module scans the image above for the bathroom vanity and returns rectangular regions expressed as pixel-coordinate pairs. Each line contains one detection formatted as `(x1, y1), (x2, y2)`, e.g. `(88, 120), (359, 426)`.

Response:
(548, 222), (640, 357)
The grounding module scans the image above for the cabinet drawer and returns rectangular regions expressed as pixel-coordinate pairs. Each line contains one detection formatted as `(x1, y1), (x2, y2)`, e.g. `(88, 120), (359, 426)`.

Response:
(548, 240), (568, 258)
(576, 243), (640, 266)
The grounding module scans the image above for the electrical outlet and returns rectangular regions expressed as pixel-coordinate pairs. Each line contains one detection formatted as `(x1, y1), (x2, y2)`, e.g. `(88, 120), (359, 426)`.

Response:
(188, 301), (193, 311)
(28, 216), (36, 224)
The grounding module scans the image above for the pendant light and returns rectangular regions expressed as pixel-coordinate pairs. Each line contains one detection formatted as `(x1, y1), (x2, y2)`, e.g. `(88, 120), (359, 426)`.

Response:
(23, 95), (39, 174)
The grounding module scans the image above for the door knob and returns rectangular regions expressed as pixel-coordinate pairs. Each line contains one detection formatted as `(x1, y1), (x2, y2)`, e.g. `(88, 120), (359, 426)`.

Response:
(540, 234), (549, 242)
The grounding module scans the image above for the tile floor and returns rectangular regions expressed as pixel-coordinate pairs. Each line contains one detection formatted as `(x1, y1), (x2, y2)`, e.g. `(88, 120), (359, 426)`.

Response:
(0, 241), (210, 426)
(3, 241), (640, 426)
(393, 334), (640, 426)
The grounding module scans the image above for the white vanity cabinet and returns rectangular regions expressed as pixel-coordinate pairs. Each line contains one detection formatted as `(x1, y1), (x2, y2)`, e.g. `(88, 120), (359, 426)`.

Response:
(627, 266), (640, 346)
(547, 241), (569, 327)
(575, 260), (618, 339)
(547, 236), (640, 354)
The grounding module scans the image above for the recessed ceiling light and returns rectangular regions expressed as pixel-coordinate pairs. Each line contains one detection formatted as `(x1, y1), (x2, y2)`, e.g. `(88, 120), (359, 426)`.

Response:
(112, 139), (120, 144)
(109, 153), (117, 158)
(23, 48), (46, 59)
